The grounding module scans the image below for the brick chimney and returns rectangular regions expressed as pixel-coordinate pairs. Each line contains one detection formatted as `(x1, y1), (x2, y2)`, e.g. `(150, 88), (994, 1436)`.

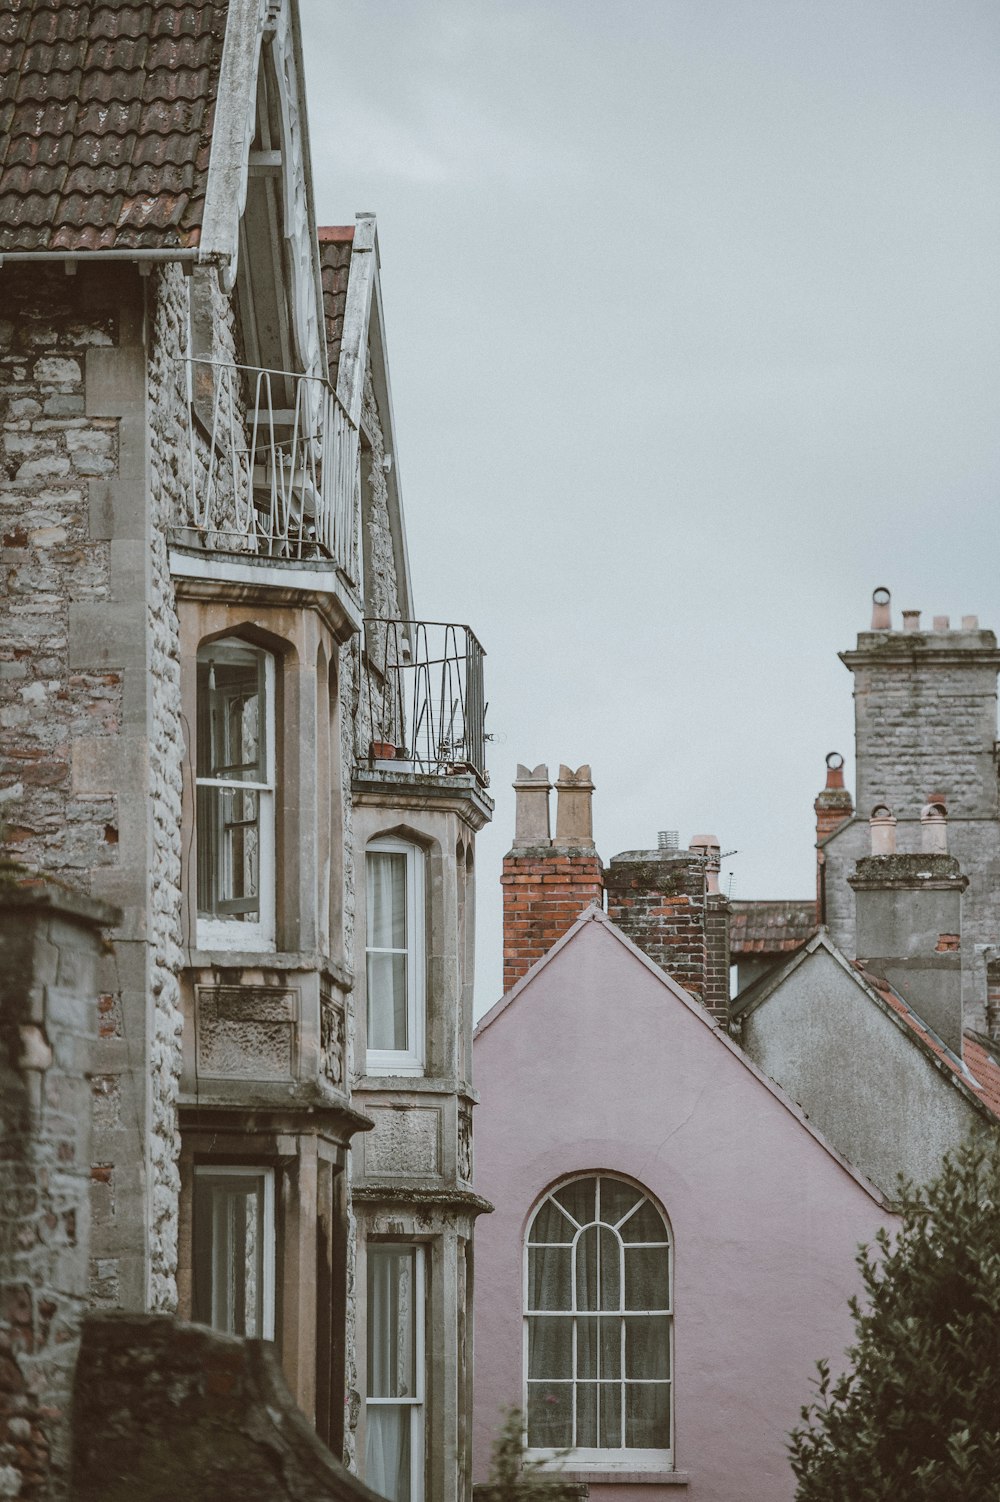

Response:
(605, 833), (730, 1022)
(501, 763), (603, 993)
(815, 752), (854, 923)
(848, 799), (968, 1055)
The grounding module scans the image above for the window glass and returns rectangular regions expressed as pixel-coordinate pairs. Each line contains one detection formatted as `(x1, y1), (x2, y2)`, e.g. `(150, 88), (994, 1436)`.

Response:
(196, 641), (274, 947)
(365, 840), (424, 1073)
(525, 1175), (671, 1461)
(192, 1168), (274, 1339)
(366, 1245), (424, 1502)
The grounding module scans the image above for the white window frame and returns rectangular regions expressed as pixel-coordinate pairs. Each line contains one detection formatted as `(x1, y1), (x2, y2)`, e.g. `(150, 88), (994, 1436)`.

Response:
(365, 837), (425, 1076)
(365, 1242), (426, 1502)
(523, 1174), (673, 1472)
(192, 1165), (276, 1341)
(195, 641), (276, 953)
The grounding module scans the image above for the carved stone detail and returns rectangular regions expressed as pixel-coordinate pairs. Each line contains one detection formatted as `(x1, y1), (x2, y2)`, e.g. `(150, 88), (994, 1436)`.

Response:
(366, 1106), (440, 1177)
(320, 989), (345, 1088)
(195, 985), (298, 1080)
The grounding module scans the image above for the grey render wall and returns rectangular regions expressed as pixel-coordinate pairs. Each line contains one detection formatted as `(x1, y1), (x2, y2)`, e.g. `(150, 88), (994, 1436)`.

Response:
(739, 945), (990, 1196)
(823, 627), (1000, 1033)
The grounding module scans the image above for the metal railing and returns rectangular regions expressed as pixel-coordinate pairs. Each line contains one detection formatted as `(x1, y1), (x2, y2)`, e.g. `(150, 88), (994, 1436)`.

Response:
(361, 619), (488, 786)
(176, 358), (357, 573)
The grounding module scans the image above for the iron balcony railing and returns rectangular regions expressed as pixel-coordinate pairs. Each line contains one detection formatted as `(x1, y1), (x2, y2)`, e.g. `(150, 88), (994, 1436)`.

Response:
(176, 358), (357, 573)
(361, 619), (488, 786)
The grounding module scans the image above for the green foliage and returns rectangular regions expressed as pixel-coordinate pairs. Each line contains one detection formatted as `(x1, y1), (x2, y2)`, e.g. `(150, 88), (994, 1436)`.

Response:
(789, 1140), (1000, 1501)
(481, 1408), (585, 1501)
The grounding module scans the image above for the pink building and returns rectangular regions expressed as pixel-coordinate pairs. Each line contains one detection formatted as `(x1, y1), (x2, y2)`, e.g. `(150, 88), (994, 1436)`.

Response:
(472, 771), (894, 1502)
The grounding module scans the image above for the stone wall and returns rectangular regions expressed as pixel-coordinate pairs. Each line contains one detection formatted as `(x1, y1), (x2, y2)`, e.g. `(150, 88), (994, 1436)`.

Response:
(0, 885), (118, 1502)
(825, 626), (1000, 1032)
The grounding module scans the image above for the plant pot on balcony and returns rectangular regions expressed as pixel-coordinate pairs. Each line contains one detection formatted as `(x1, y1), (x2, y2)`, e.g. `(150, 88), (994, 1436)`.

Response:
(370, 740), (396, 760)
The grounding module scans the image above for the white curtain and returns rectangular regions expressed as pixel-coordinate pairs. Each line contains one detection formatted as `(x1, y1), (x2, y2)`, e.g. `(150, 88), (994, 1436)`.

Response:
(367, 852), (408, 1050)
(367, 1247), (416, 1501)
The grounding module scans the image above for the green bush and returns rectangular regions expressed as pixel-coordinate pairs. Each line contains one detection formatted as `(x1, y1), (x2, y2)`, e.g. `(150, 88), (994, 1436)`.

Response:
(479, 1408), (587, 1501)
(789, 1140), (1000, 1501)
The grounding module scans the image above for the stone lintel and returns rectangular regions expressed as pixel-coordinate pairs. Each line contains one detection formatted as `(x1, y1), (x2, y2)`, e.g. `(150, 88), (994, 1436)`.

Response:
(0, 879), (122, 930)
(170, 547), (363, 645)
(351, 769), (494, 830)
(849, 854), (969, 892)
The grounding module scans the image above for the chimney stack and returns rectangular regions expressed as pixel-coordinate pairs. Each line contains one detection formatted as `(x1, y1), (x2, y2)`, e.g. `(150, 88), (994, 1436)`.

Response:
(501, 762), (603, 993)
(605, 833), (730, 1023)
(849, 801), (968, 1056)
(815, 752), (853, 923)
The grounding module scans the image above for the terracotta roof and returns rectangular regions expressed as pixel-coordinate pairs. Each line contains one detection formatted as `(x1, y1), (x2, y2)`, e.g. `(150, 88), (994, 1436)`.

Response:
(318, 228), (353, 384)
(730, 899), (817, 955)
(854, 963), (1000, 1124)
(0, 0), (229, 253)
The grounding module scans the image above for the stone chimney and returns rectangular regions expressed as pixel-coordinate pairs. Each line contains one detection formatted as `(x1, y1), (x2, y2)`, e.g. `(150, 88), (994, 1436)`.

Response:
(605, 833), (730, 1022)
(815, 752), (853, 923)
(848, 801), (968, 1055)
(501, 763), (603, 993)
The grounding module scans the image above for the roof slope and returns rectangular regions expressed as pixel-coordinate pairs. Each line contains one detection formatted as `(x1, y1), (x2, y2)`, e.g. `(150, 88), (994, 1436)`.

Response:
(854, 961), (1000, 1124)
(0, 0), (228, 253)
(318, 226), (354, 384)
(730, 898), (816, 955)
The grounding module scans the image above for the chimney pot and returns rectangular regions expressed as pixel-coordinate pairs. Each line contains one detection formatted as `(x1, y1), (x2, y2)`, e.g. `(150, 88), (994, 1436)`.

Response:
(870, 803), (897, 855)
(871, 586), (892, 630)
(690, 834), (722, 894)
(933, 615), (950, 631)
(512, 763), (552, 846)
(824, 751), (845, 789)
(553, 764), (595, 849)
(921, 800), (948, 854)
(902, 610), (921, 632)
(962, 614), (979, 629)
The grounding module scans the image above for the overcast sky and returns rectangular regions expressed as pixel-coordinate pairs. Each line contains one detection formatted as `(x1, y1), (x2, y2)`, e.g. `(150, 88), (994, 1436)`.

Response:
(300, 0), (1000, 1017)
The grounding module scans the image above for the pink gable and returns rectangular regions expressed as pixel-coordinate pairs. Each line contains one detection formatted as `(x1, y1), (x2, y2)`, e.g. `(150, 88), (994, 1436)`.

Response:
(472, 910), (894, 1502)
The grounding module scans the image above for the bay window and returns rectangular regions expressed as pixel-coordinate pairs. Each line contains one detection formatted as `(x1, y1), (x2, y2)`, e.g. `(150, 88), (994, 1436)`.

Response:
(365, 838), (425, 1073)
(196, 639), (275, 950)
(366, 1244), (426, 1502)
(525, 1175), (672, 1467)
(192, 1166), (276, 1339)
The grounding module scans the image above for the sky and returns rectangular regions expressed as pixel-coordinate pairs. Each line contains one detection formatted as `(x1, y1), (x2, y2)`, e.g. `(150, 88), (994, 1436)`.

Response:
(300, 0), (1000, 1018)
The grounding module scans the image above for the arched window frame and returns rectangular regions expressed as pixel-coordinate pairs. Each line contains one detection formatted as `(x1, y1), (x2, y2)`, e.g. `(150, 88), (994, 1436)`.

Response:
(523, 1174), (673, 1471)
(365, 835), (426, 1075)
(195, 638), (276, 952)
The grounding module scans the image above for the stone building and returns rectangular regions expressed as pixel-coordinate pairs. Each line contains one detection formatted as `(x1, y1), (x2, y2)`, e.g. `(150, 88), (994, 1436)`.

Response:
(0, 3), (490, 1498)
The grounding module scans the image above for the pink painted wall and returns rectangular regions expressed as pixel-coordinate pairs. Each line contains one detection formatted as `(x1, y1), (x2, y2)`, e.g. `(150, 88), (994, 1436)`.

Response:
(472, 911), (894, 1502)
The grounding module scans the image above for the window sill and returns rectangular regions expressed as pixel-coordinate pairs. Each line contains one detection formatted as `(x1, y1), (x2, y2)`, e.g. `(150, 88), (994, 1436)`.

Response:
(566, 1472), (689, 1486)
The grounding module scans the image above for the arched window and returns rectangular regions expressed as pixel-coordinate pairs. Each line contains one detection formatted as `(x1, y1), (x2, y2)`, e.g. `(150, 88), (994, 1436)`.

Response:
(525, 1175), (672, 1466)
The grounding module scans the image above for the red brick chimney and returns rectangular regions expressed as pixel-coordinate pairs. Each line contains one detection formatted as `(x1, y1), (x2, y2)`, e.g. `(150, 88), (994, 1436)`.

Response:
(605, 833), (731, 1023)
(815, 752), (853, 924)
(501, 763), (603, 992)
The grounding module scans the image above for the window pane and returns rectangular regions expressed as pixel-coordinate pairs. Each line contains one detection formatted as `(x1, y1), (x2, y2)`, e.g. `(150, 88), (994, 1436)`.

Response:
(528, 1199), (576, 1245)
(575, 1226), (597, 1311)
(600, 1383), (622, 1448)
(625, 1246), (670, 1310)
(528, 1317), (571, 1379)
(367, 951), (407, 1051)
(577, 1317), (621, 1380)
(625, 1317), (671, 1380)
(193, 1172), (269, 1339)
(528, 1246), (571, 1311)
(625, 1383), (671, 1449)
(367, 1247), (416, 1398)
(197, 785), (261, 920)
(619, 1198), (667, 1244)
(599, 1179), (641, 1228)
(197, 652), (264, 781)
(368, 852), (407, 949)
(527, 1383), (572, 1448)
(366, 1405), (411, 1502)
(576, 1381), (598, 1447)
(553, 1178), (596, 1228)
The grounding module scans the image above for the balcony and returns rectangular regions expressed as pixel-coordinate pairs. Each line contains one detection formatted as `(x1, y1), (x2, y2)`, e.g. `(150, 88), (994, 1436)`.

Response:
(174, 358), (357, 575)
(360, 619), (488, 786)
